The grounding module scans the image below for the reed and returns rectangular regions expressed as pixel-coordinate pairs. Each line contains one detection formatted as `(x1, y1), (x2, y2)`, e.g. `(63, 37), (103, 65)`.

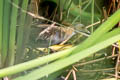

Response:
(0, 0), (120, 80)
(91, 0), (94, 33)
(6, 0), (19, 66)
(0, 0), (3, 68)
(0, 9), (120, 79)
(2, 0), (11, 66)
(15, 0), (29, 64)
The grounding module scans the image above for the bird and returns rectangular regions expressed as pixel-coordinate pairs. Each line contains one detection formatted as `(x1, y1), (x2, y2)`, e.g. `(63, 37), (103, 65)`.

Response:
(36, 23), (89, 45)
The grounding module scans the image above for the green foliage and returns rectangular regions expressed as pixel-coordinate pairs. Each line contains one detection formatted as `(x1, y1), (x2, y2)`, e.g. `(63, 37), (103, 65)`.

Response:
(0, 0), (29, 72)
(0, 0), (3, 68)
(0, 0), (120, 80)
(7, 0), (19, 66)
(0, 9), (120, 79)
(15, 0), (29, 64)
(2, 0), (11, 66)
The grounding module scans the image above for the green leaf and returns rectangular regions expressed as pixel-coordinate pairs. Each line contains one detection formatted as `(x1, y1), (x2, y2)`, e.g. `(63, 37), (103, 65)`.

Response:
(15, 0), (29, 64)
(2, 0), (11, 65)
(0, 0), (3, 67)
(6, 0), (19, 66)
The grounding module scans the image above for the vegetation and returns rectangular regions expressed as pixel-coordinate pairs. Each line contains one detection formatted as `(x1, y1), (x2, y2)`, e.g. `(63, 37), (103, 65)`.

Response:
(0, 0), (120, 80)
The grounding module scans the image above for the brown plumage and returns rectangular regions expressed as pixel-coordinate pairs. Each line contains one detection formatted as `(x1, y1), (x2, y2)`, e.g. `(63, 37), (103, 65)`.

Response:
(36, 23), (89, 45)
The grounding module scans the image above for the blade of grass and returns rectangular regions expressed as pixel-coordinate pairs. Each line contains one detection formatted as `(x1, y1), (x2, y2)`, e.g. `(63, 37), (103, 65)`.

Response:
(91, 0), (94, 33)
(2, 0), (11, 66)
(6, 0), (19, 66)
(82, 0), (92, 11)
(20, 5), (33, 55)
(78, 0), (82, 23)
(15, 0), (29, 64)
(71, 15), (80, 24)
(66, 0), (74, 18)
(13, 33), (120, 80)
(0, 0), (3, 68)
(71, 0), (82, 24)
(94, 1), (102, 16)
(97, 28), (120, 43)
(17, 0), (33, 61)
